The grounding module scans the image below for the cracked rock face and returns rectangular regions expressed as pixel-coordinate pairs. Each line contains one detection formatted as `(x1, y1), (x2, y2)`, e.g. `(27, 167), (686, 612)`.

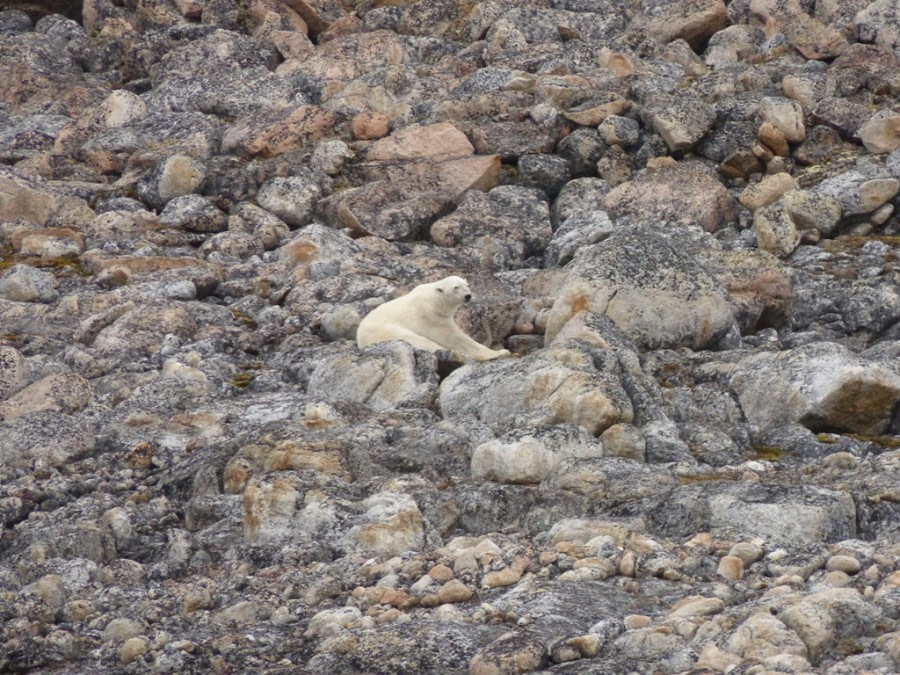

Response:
(1, 1), (899, 673)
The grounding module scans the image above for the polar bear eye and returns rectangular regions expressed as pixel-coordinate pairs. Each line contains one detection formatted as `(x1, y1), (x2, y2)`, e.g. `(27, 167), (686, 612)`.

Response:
(436, 288), (443, 293)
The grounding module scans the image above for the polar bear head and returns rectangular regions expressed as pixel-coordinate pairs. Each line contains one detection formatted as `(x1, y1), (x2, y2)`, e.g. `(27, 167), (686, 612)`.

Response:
(430, 275), (473, 315)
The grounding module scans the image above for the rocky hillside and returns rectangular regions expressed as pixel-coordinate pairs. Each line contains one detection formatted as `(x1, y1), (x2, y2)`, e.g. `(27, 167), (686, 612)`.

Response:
(1, 0), (899, 672)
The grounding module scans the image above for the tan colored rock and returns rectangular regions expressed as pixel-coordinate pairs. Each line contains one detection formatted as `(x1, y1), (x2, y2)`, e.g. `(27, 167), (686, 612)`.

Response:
(470, 631), (546, 675)
(758, 121), (790, 156)
(826, 555), (861, 574)
(718, 555), (744, 580)
(728, 612), (808, 660)
(18, 228), (85, 259)
(859, 178), (900, 213)
(779, 189), (842, 236)
(0, 171), (94, 227)
(600, 423), (647, 462)
(0, 372), (92, 421)
(739, 173), (798, 212)
(351, 110), (390, 140)
(603, 162), (737, 232)
(319, 155), (500, 240)
(428, 564), (454, 583)
(697, 248), (792, 333)
(750, 0), (848, 60)
(436, 579), (473, 604)
(562, 94), (629, 126)
(119, 636), (149, 666)
(624, 614), (652, 629)
(667, 595), (725, 619)
(638, 0), (729, 49)
(758, 97), (806, 143)
(754, 202), (800, 258)
(222, 105), (335, 159)
(155, 154), (207, 206)
(697, 643), (742, 670)
(364, 122), (473, 163)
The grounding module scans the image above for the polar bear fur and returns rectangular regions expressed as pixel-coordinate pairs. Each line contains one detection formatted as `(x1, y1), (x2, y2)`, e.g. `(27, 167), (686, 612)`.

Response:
(356, 276), (511, 362)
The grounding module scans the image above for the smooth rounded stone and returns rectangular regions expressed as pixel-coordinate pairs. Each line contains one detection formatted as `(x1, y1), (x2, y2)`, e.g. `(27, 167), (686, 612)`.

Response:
(623, 614), (652, 630)
(515, 154), (571, 197)
(599, 423), (646, 462)
(102, 617), (144, 643)
(545, 231), (735, 351)
(256, 175), (326, 228)
(717, 555), (744, 580)
(0, 346), (27, 402)
(139, 155), (206, 211)
(439, 346), (633, 436)
(0, 264), (58, 303)
(814, 170), (900, 216)
(753, 201), (800, 258)
(758, 121), (789, 156)
(728, 611), (808, 660)
(305, 607), (362, 638)
(158, 194), (226, 233)
(826, 555), (861, 574)
(729, 341), (900, 435)
(666, 595), (725, 619)
(597, 115), (640, 147)
(758, 96), (806, 143)
(728, 541), (764, 566)
(778, 189), (842, 236)
(351, 110), (390, 140)
(436, 579), (473, 604)
(99, 89), (147, 128)
(739, 172), (798, 212)
(120, 636), (149, 665)
(860, 112), (900, 154)
(482, 562), (527, 589)
(469, 630), (546, 675)
(471, 425), (602, 485)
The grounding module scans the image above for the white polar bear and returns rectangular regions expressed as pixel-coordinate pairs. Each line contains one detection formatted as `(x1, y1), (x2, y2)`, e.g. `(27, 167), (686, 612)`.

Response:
(356, 276), (511, 362)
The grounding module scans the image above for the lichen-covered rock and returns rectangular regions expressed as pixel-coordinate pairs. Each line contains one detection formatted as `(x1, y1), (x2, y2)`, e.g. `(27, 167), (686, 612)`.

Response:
(471, 425), (602, 485)
(430, 186), (550, 265)
(0, 265), (58, 304)
(545, 231), (735, 350)
(440, 346), (633, 436)
(602, 162), (737, 233)
(729, 341), (900, 435)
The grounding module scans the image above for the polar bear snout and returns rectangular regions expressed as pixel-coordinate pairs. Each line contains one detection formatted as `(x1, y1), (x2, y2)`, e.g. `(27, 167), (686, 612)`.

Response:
(464, 293), (472, 302)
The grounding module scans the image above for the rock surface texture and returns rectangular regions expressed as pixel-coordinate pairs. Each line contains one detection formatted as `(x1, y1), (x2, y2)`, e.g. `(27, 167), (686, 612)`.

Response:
(0, 1), (899, 673)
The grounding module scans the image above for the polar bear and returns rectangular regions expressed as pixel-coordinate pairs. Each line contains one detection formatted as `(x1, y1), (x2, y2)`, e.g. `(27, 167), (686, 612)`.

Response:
(356, 276), (511, 362)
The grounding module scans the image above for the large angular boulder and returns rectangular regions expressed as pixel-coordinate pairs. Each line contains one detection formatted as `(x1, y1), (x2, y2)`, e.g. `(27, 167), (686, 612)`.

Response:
(729, 342), (900, 435)
(545, 231), (735, 351)
(439, 346), (633, 436)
